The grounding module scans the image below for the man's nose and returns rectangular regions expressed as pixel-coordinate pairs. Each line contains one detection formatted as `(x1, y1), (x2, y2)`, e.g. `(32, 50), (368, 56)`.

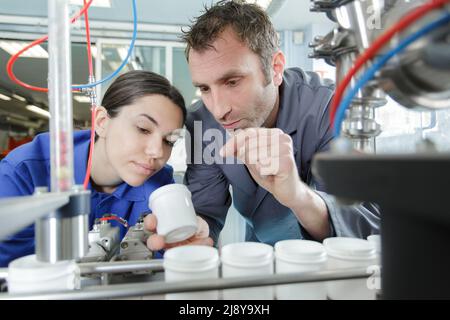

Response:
(209, 89), (232, 121)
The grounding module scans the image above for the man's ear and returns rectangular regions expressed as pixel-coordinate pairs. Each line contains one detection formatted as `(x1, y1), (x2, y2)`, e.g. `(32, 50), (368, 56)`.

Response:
(272, 51), (285, 86)
(94, 106), (109, 139)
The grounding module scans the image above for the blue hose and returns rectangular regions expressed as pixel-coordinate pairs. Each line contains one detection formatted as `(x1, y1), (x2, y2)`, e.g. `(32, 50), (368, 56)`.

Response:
(72, 0), (138, 90)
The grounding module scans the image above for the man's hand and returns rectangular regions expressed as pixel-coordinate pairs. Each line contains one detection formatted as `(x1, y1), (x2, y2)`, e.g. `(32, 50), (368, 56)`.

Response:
(144, 214), (214, 251)
(220, 128), (303, 208)
(220, 128), (330, 240)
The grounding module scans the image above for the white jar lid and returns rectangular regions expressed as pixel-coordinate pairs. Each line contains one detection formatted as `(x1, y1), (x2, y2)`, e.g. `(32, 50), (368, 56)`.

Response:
(221, 242), (273, 268)
(367, 235), (381, 254)
(275, 240), (327, 264)
(149, 183), (191, 206)
(164, 245), (219, 272)
(323, 237), (376, 261)
(8, 254), (79, 283)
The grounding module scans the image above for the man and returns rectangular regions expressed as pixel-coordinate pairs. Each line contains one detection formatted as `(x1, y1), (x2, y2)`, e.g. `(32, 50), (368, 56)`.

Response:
(145, 0), (379, 250)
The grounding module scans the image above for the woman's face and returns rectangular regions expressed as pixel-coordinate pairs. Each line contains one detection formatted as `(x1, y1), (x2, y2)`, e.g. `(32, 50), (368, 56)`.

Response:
(96, 94), (184, 187)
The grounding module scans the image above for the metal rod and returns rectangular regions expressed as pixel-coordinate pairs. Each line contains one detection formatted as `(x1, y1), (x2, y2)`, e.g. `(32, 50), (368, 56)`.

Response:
(0, 267), (375, 300)
(0, 260), (164, 281)
(78, 260), (164, 275)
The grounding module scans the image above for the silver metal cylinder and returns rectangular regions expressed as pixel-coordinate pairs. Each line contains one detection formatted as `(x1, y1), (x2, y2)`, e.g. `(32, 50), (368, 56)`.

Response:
(78, 260), (164, 275)
(36, 188), (90, 263)
(36, 213), (89, 263)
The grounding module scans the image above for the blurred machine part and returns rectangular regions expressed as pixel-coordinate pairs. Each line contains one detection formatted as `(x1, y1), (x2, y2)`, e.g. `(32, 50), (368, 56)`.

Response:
(80, 218), (120, 263)
(310, 0), (450, 298)
(310, 0), (450, 151)
(116, 216), (153, 262)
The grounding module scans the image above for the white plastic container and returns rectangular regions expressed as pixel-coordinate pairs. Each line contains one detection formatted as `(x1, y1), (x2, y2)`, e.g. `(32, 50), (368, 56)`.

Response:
(149, 184), (198, 243)
(275, 240), (327, 300)
(164, 245), (220, 300)
(367, 234), (381, 264)
(367, 234), (382, 296)
(323, 237), (377, 300)
(221, 242), (274, 300)
(7, 254), (80, 294)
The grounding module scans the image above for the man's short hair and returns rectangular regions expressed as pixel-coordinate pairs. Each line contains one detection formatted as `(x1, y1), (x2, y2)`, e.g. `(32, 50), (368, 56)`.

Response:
(182, 0), (279, 84)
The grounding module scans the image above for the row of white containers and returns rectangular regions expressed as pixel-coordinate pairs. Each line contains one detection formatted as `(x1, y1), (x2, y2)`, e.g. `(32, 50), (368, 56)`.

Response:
(164, 236), (381, 300)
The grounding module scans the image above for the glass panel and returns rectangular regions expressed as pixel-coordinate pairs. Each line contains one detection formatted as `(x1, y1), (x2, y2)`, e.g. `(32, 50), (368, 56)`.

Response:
(172, 47), (198, 110)
(99, 44), (166, 98)
(374, 97), (450, 153)
(166, 47), (198, 174)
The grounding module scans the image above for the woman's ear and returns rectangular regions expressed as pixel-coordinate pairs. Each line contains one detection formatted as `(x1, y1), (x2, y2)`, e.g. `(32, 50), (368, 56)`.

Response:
(94, 106), (109, 139)
(272, 51), (286, 86)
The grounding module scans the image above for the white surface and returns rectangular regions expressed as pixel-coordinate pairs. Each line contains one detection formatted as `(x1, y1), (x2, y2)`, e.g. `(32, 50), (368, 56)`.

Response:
(0, 193), (69, 240)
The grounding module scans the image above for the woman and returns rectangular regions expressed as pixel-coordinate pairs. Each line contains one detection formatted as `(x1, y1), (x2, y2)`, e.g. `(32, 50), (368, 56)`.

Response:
(0, 70), (187, 266)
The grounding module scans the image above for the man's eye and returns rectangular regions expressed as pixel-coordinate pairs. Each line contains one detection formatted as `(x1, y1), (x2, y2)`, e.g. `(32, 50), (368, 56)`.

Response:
(227, 79), (239, 87)
(199, 86), (209, 93)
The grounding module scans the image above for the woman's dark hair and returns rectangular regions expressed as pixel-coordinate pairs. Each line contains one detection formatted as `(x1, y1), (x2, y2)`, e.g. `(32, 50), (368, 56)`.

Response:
(101, 70), (186, 123)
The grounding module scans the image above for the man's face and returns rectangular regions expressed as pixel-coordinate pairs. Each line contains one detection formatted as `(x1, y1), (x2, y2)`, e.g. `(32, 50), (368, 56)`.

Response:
(188, 28), (280, 131)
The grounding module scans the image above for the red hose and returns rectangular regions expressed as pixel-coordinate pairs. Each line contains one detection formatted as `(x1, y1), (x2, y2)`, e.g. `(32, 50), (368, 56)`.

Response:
(6, 0), (94, 92)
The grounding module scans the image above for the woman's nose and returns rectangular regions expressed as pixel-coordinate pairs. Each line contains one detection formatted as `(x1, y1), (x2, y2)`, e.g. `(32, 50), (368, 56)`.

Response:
(144, 136), (164, 159)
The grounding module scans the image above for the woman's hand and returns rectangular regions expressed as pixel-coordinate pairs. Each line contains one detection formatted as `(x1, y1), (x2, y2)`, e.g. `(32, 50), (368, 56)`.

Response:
(144, 214), (214, 251)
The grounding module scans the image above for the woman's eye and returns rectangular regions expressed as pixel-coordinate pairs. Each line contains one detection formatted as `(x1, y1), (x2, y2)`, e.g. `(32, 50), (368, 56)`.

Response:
(137, 127), (150, 134)
(164, 140), (175, 147)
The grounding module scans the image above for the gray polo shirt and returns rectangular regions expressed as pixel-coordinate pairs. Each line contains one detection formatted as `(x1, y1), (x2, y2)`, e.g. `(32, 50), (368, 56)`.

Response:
(185, 67), (380, 244)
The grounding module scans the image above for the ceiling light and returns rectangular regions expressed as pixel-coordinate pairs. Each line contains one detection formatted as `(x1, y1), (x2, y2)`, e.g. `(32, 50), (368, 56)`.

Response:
(246, 0), (273, 10)
(0, 40), (48, 58)
(0, 93), (11, 101)
(12, 94), (26, 102)
(73, 95), (91, 103)
(26, 105), (51, 118)
(69, 0), (112, 8)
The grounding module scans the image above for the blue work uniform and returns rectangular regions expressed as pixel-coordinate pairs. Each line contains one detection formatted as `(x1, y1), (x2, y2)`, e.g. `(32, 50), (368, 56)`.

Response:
(0, 130), (174, 267)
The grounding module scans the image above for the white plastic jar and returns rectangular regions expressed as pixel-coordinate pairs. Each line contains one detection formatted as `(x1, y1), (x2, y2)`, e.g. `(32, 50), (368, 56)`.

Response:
(367, 234), (381, 264)
(275, 240), (327, 300)
(367, 234), (382, 296)
(7, 254), (80, 294)
(163, 245), (220, 300)
(221, 242), (274, 300)
(148, 184), (198, 243)
(323, 237), (377, 300)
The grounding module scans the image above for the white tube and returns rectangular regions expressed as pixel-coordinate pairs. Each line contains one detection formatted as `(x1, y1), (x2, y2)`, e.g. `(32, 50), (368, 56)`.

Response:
(48, 0), (74, 192)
